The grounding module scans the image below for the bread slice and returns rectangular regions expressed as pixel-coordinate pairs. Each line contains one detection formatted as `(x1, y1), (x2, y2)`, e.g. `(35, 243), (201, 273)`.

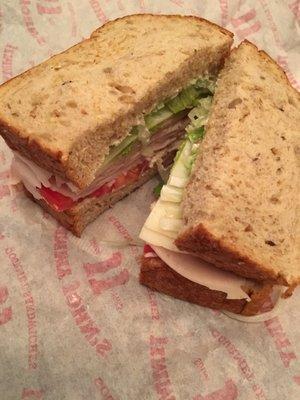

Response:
(0, 14), (233, 189)
(176, 41), (300, 287)
(140, 255), (273, 315)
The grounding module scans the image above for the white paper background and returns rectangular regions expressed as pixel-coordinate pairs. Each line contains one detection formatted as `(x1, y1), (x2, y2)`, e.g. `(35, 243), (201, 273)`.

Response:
(0, 1), (299, 399)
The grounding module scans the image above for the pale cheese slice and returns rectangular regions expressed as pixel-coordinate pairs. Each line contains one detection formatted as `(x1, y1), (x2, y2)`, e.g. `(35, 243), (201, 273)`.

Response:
(152, 245), (250, 300)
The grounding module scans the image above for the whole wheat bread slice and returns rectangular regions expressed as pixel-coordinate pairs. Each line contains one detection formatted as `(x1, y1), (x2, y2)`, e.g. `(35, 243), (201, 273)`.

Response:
(176, 41), (300, 287)
(140, 255), (274, 315)
(0, 14), (233, 189)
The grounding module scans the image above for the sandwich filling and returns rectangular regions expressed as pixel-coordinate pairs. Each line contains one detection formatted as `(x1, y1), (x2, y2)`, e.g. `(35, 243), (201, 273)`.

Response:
(11, 77), (215, 212)
(140, 95), (213, 251)
(143, 245), (251, 300)
(139, 89), (252, 301)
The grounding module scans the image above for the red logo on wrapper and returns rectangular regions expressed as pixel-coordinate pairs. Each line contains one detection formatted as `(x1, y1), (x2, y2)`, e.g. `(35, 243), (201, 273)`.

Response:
(20, 0), (46, 45)
(94, 377), (117, 400)
(90, 237), (102, 255)
(0, 285), (12, 326)
(67, 2), (78, 38)
(220, 0), (229, 27)
(83, 252), (129, 296)
(84, 252), (122, 275)
(193, 380), (237, 400)
(36, 0), (62, 15)
(110, 289), (124, 311)
(169, 0), (184, 7)
(264, 317), (297, 368)
(53, 227), (112, 358)
(62, 281), (112, 357)
(54, 227), (72, 280)
(289, 1), (300, 20)
(139, 0), (145, 12)
(194, 358), (209, 380)
(0, 150), (6, 164)
(116, 0), (124, 11)
(0, 184), (10, 200)
(259, 0), (282, 45)
(5, 247), (38, 369)
(2, 44), (17, 82)
(210, 328), (266, 399)
(21, 388), (44, 399)
(293, 375), (300, 386)
(89, 0), (107, 23)
(149, 335), (176, 400)
(0, 8), (3, 33)
(0, 170), (10, 181)
(231, 9), (261, 39)
(259, 0), (300, 90)
(277, 55), (300, 90)
(147, 288), (160, 321)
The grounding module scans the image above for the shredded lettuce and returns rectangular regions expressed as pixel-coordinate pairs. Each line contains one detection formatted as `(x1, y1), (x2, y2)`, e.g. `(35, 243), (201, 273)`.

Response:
(186, 97), (212, 134)
(105, 76), (215, 164)
(194, 77), (216, 94)
(120, 141), (135, 156)
(144, 107), (173, 131)
(187, 126), (205, 143)
(137, 125), (151, 144)
(170, 91), (213, 176)
(166, 86), (200, 113)
(153, 182), (164, 197)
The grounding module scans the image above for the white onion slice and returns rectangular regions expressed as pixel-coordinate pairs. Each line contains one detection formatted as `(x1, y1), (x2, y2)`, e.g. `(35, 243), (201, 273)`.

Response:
(160, 217), (183, 232)
(160, 185), (183, 202)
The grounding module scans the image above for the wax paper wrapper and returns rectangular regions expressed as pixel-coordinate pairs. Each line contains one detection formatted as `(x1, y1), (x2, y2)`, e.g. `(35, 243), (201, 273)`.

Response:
(0, 1), (300, 399)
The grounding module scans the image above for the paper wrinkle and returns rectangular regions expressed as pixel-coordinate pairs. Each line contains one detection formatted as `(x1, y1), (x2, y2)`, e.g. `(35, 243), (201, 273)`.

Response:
(0, 1), (299, 399)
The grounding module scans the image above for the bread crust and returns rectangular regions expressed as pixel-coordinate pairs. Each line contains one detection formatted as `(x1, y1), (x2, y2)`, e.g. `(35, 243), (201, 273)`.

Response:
(0, 14), (233, 189)
(90, 13), (234, 40)
(238, 40), (300, 100)
(0, 124), (67, 176)
(175, 223), (285, 284)
(140, 255), (273, 315)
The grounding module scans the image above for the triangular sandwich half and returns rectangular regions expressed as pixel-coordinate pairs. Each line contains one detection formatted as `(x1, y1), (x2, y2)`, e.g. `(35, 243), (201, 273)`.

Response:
(140, 41), (300, 315)
(0, 14), (233, 236)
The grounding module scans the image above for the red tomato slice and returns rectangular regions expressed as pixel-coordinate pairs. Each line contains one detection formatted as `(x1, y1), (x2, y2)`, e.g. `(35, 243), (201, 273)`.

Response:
(144, 244), (155, 255)
(113, 173), (128, 190)
(39, 160), (150, 212)
(126, 166), (142, 182)
(39, 185), (76, 212)
(91, 182), (112, 198)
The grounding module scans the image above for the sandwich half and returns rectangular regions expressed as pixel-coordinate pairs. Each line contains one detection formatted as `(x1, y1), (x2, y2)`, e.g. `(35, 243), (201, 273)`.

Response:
(0, 14), (233, 236)
(140, 41), (300, 315)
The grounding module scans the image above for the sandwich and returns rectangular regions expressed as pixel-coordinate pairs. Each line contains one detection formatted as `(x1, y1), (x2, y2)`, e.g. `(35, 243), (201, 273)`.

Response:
(0, 14), (233, 236)
(139, 41), (300, 316)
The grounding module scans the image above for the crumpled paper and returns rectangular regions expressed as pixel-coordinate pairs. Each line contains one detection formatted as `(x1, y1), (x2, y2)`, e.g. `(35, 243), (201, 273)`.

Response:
(0, 1), (299, 399)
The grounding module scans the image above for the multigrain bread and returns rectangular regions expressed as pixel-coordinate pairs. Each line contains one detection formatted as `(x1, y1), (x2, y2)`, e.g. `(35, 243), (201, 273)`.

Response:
(0, 14), (233, 189)
(140, 255), (274, 315)
(176, 41), (300, 287)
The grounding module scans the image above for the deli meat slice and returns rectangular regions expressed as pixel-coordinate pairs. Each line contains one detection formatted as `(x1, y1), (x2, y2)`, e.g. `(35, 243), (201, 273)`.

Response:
(11, 113), (189, 203)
